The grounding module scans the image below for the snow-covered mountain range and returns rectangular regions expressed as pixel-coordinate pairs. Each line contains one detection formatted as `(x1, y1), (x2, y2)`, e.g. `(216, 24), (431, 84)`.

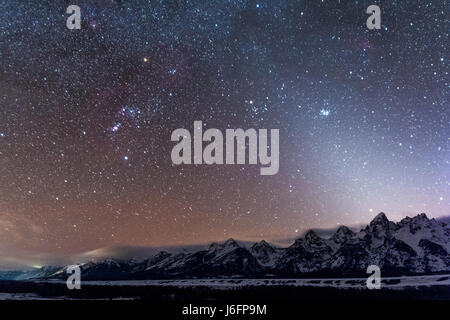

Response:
(2, 213), (449, 280)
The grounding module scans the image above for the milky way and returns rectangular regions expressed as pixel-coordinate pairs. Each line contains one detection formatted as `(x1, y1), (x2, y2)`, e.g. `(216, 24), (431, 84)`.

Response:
(0, 0), (448, 267)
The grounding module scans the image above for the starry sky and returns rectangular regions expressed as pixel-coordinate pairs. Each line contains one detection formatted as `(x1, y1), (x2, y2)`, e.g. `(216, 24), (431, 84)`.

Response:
(0, 0), (448, 268)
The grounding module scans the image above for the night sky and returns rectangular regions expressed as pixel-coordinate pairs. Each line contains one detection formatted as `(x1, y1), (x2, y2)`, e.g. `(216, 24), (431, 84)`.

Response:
(0, 0), (448, 268)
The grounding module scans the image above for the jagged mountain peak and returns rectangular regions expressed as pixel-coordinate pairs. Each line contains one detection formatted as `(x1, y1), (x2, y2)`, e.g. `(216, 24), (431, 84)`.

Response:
(304, 230), (321, 241)
(251, 240), (274, 252)
(250, 240), (278, 267)
(364, 212), (399, 239)
(417, 212), (428, 219)
(296, 230), (330, 253)
(398, 213), (430, 225)
(335, 225), (353, 233)
(332, 226), (355, 243)
(251, 240), (269, 248)
(208, 238), (240, 251)
(370, 212), (389, 225)
(223, 238), (239, 247)
(289, 230), (324, 249)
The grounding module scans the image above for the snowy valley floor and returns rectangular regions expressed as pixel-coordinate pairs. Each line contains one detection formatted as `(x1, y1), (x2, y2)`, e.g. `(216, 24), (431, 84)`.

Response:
(0, 275), (449, 300)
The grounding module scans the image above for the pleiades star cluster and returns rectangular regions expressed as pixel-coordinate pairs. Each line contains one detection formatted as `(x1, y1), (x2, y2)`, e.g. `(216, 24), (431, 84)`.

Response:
(0, 0), (448, 268)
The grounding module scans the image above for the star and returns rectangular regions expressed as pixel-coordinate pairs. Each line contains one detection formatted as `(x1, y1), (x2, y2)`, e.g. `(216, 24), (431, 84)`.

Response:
(320, 109), (330, 117)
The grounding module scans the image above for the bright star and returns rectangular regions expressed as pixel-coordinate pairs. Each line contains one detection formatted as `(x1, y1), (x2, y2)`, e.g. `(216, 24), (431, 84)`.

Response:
(111, 123), (121, 132)
(320, 109), (330, 117)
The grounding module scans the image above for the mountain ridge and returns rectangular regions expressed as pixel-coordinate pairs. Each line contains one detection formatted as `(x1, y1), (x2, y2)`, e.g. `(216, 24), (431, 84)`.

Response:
(2, 213), (449, 280)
